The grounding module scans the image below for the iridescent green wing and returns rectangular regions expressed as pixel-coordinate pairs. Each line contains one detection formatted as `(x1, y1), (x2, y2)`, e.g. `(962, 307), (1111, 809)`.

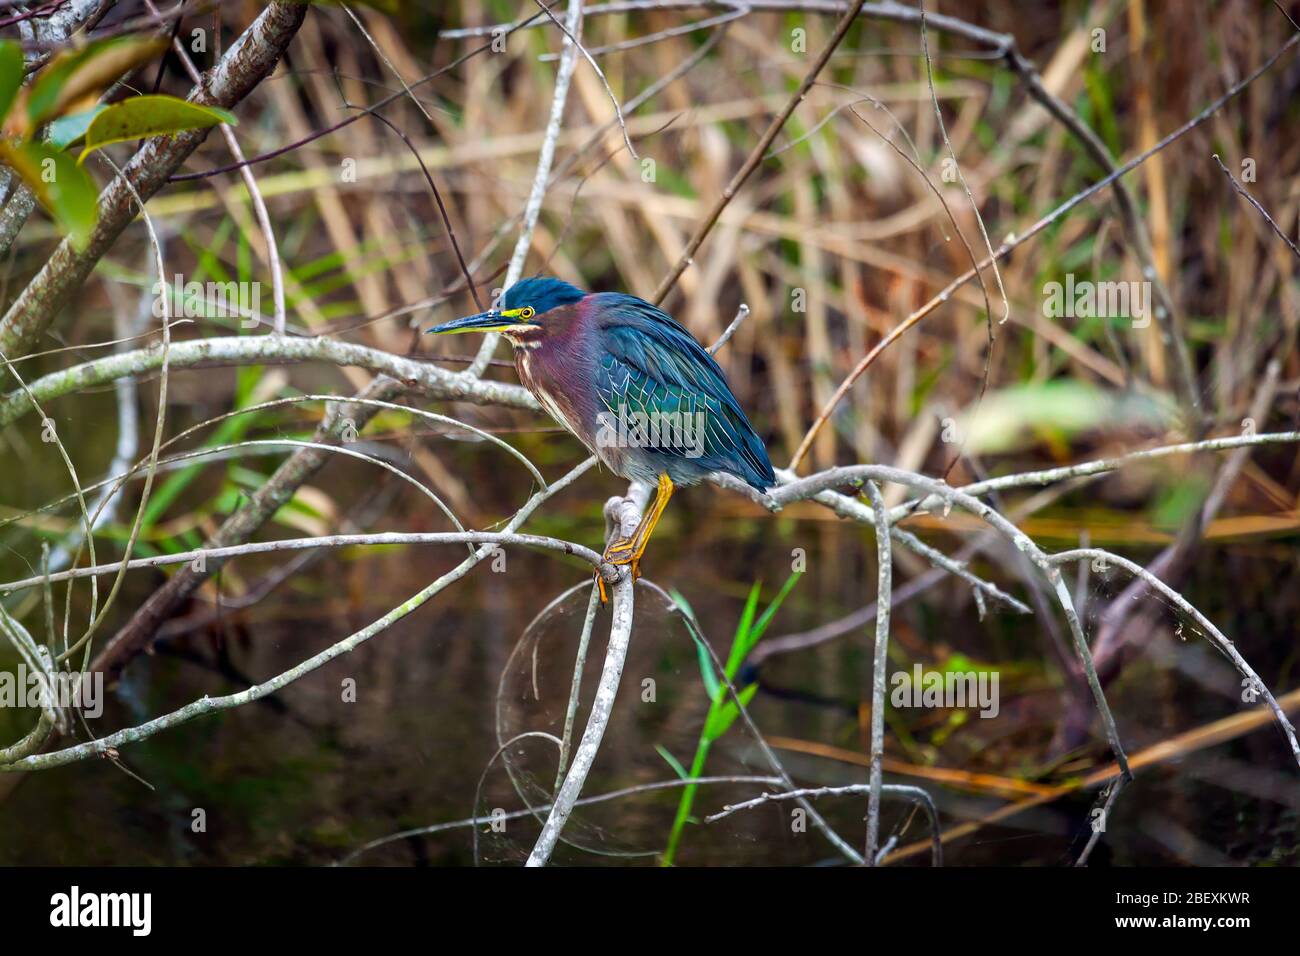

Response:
(592, 294), (774, 487)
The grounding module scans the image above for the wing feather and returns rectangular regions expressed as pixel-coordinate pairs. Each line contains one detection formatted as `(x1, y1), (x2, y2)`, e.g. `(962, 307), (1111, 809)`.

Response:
(591, 294), (774, 488)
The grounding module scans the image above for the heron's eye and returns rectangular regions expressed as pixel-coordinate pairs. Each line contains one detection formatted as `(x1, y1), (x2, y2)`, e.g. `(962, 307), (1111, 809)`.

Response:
(520, 306), (535, 319)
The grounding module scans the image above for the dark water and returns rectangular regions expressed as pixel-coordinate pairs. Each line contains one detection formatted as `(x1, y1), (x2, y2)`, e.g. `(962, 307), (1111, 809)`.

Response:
(1, 437), (1297, 866)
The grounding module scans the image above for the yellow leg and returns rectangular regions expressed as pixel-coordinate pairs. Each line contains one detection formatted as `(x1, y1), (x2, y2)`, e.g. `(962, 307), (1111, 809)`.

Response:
(625, 473), (674, 578)
(598, 473), (674, 601)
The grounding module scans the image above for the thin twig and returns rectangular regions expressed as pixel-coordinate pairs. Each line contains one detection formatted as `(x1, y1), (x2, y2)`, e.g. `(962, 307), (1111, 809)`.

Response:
(338, 775), (785, 865)
(0, 532), (608, 595)
(538, 1), (749, 60)
(469, 0), (587, 377)
(703, 783), (942, 867)
(554, 583), (604, 790)
(1211, 153), (1300, 263)
(530, 0), (638, 161)
(706, 303), (750, 354)
(340, 5), (484, 312)
(1048, 549), (1300, 767)
(651, 0), (869, 304)
(142, 0), (287, 334)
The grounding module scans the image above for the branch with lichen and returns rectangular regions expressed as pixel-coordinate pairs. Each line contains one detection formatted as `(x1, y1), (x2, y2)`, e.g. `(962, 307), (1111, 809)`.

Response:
(0, 334), (537, 428)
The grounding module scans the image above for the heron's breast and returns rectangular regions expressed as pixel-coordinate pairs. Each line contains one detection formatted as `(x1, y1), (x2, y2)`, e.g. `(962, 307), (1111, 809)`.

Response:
(517, 348), (586, 439)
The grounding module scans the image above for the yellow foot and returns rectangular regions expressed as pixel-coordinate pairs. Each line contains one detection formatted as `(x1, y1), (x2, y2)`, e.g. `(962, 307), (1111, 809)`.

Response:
(603, 535), (635, 561)
(596, 542), (644, 604)
(599, 537), (628, 603)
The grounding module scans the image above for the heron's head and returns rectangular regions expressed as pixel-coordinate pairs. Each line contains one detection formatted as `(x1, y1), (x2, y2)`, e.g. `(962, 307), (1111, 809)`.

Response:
(425, 276), (586, 338)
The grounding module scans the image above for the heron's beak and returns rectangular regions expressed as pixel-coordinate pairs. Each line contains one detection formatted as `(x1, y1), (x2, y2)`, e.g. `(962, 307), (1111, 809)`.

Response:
(426, 310), (527, 334)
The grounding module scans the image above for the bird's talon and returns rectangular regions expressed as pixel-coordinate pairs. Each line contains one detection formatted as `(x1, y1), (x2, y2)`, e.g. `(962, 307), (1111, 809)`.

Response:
(603, 536), (635, 560)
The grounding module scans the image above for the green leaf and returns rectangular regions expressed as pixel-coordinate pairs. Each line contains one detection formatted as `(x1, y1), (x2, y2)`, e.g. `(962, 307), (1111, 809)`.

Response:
(654, 744), (689, 781)
(0, 40), (24, 124)
(671, 588), (723, 700)
(704, 683), (758, 742)
(27, 36), (167, 129)
(47, 105), (106, 150)
(745, 571), (802, 655)
(78, 95), (237, 164)
(667, 587), (695, 620)
(724, 582), (762, 676)
(691, 631), (721, 702)
(0, 139), (97, 246)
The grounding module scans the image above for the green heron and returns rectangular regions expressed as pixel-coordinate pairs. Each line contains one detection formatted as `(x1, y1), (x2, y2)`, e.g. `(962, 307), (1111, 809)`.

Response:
(427, 276), (775, 594)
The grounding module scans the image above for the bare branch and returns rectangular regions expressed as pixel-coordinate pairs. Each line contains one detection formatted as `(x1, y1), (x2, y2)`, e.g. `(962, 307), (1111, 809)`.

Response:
(1212, 153), (1300, 263)
(863, 481), (892, 864)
